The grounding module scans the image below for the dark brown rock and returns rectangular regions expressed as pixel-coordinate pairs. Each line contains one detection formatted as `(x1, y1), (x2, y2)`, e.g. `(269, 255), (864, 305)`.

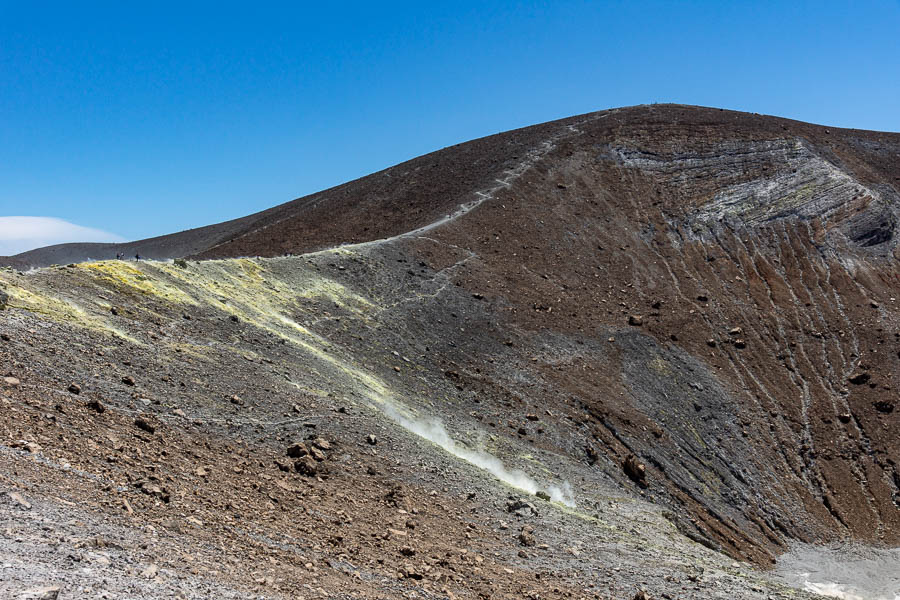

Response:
(849, 372), (871, 385)
(623, 454), (647, 488)
(294, 456), (318, 476)
(874, 400), (894, 414)
(86, 399), (105, 414)
(286, 443), (308, 458)
(134, 417), (155, 434)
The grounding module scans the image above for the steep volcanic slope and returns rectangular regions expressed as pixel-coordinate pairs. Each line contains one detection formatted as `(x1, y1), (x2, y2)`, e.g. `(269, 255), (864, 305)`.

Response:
(1, 255), (800, 599)
(2, 105), (900, 597)
(374, 105), (900, 561)
(197, 103), (900, 561)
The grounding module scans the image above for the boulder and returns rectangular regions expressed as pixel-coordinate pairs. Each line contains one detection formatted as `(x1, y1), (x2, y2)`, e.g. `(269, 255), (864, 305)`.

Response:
(849, 372), (871, 385)
(86, 399), (105, 414)
(286, 443), (308, 458)
(134, 417), (155, 434)
(294, 456), (318, 476)
(518, 525), (536, 546)
(623, 454), (648, 488)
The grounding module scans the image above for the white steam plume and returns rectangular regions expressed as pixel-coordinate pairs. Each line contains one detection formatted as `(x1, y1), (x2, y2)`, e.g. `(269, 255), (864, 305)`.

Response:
(381, 402), (575, 507)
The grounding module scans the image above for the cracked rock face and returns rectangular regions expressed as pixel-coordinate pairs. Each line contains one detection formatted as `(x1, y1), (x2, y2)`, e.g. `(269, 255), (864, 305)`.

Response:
(611, 137), (898, 253)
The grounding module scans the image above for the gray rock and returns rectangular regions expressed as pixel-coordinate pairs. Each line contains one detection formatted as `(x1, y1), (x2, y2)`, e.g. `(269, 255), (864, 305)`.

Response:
(20, 587), (60, 600)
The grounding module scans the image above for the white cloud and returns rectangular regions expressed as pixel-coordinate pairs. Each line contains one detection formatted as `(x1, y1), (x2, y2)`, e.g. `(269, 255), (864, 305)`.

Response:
(0, 216), (126, 256)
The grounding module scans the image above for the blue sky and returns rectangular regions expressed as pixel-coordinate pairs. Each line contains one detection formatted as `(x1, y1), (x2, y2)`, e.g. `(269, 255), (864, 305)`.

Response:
(1, 1), (899, 253)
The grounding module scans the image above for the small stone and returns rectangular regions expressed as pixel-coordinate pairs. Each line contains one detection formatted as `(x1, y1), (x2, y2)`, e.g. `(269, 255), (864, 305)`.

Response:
(838, 413), (852, 423)
(286, 443), (308, 458)
(8, 491), (31, 510)
(294, 456), (318, 476)
(122, 375), (135, 386)
(506, 498), (537, 515)
(706, 338), (717, 347)
(92, 553), (111, 567)
(310, 447), (327, 462)
(366, 434), (377, 445)
(16, 440), (42, 453)
(399, 545), (416, 557)
(628, 314), (643, 326)
(623, 454), (648, 488)
(312, 438), (330, 451)
(2, 376), (20, 389)
(733, 338), (746, 349)
(535, 490), (551, 501)
(849, 372), (871, 385)
(728, 326), (743, 336)
(172, 408), (186, 418)
(633, 590), (651, 600)
(874, 400), (895, 414)
(518, 527), (536, 547)
(86, 400), (105, 414)
(67, 383), (81, 395)
(140, 484), (170, 503)
(134, 417), (155, 434)
(142, 564), (159, 579)
(20, 587), (60, 600)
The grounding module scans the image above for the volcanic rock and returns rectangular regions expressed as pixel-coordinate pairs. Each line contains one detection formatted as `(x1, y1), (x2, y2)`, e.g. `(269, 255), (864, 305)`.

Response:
(623, 454), (648, 488)
(286, 443), (309, 458)
(294, 456), (318, 476)
(86, 399), (105, 414)
(848, 372), (871, 385)
(134, 417), (155, 434)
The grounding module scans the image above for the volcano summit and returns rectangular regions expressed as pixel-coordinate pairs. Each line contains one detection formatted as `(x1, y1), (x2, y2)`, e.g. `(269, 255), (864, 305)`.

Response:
(2, 104), (900, 599)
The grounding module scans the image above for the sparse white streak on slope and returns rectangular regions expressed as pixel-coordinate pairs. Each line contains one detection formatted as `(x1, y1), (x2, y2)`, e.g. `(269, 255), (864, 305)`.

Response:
(380, 402), (576, 507)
